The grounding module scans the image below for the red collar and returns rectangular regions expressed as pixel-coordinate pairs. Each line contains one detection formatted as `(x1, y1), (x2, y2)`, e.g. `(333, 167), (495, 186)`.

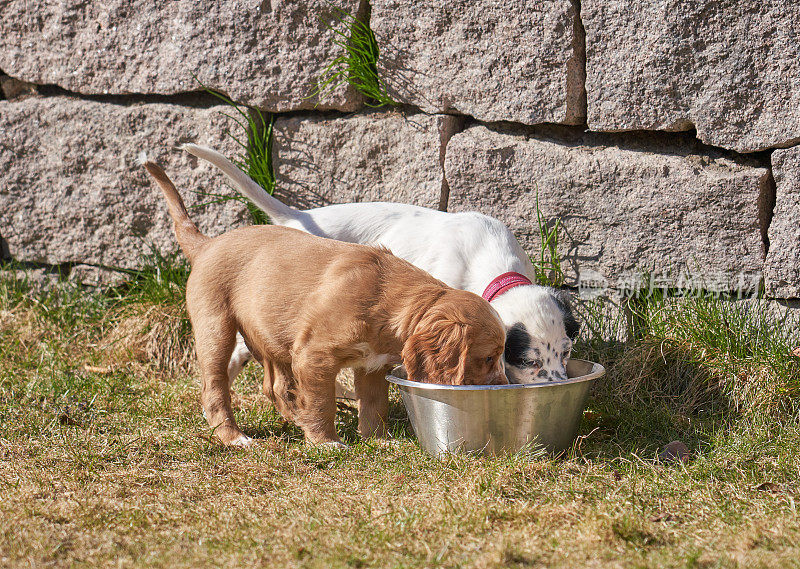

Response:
(481, 272), (533, 302)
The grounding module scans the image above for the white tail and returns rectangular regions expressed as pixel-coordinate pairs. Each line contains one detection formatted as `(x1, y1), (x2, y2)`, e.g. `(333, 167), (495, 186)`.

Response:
(181, 144), (299, 224)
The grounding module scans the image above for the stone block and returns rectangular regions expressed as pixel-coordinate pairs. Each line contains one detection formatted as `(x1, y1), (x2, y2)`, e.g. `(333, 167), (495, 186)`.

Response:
(272, 109), (445, 209)
(0, 0), (363, 112)
(765, 146), (800, 298)
(583, 0), (800, 153)
(370, 0), (584, 125)
(446, 125), (768, 291)
(0, 96), (249, 269)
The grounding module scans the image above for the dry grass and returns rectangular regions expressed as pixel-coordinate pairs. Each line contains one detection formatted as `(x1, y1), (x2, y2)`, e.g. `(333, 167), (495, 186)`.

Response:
(100, 303), (194, 376)
(2, 271), (800, 568)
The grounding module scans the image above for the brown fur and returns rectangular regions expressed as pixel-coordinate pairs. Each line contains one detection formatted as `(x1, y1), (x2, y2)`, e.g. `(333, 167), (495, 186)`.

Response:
(145, 161), (507, 446)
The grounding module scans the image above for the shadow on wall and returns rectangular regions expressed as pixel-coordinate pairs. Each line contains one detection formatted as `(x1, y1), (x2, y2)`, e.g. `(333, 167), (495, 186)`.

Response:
(555, 218), (594, 286)
(270, 122), (333, 211)
(269, 108), (439, 212)
(0, 233), (10, 261)
(378, 43), (441, 112)
(0, 68), (7, 100)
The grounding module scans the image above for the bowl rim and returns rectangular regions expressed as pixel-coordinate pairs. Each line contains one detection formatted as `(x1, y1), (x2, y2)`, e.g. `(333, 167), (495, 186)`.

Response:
(386, 358), (605, 391)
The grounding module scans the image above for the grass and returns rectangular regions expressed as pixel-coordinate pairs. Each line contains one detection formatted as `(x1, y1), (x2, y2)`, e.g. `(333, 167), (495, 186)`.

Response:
(574, 290), (800, 417)
(309, 3), (397, 107)
(100, 250), (194, 375)
(2, 259), (800, 567)
(193, 79), (274, 225)
(531, 194), (565, 288)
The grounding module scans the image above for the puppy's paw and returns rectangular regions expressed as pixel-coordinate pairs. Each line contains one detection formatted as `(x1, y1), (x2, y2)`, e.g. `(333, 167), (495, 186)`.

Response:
(317, 440), (349, 451)
(230, 434), (255, 448)
(372, 438), (402, 449)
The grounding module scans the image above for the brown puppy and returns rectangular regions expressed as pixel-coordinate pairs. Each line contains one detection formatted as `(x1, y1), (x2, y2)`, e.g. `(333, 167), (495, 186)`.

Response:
(144, 161), (508, 447)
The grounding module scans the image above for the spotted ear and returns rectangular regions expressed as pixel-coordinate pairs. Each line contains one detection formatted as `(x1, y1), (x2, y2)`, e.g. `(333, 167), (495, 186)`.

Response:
(552, 290), (580, 340)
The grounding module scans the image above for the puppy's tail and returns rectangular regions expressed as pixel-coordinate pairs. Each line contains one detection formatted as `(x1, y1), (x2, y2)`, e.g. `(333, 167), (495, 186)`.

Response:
(181, 143), (298, 225)
(142, 160), (210, 264)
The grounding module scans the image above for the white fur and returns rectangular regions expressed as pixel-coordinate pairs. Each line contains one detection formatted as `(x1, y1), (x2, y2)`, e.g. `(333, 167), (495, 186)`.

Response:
(183, 144), (575, 384)
(318, 441), (349, 450)
(230, 434), (254, 447)
(350, 343), (399, 373)
(490, 287), (572, 383)
(227, 334), (253, 387)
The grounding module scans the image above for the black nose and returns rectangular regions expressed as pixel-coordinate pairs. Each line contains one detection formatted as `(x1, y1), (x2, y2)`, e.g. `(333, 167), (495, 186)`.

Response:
(537, 369), (548, 378)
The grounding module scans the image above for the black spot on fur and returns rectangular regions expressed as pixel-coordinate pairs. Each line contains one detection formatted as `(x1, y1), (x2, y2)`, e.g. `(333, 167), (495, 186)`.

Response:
(551, 290), (580, 340)
(504, 323), (530, 367)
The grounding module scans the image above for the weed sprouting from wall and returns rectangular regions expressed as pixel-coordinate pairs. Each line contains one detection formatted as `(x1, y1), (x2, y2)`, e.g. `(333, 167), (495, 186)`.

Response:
(532, 194), (565, 288)
(194, 80), (274, 225)
(309, 3), (397, 107)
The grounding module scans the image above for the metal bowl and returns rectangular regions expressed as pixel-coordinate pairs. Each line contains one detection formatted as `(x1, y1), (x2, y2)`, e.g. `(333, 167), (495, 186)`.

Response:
(387, 359), (605, 457)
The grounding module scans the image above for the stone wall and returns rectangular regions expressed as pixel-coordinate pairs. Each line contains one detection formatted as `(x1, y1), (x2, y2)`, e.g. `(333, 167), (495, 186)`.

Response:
(0, 0), (797, 299)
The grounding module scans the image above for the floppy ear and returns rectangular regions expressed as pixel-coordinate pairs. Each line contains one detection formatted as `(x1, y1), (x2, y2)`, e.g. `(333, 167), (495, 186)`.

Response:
(401, 332), (434, 383)
(552, 289), (580, 340)
(402, 320), (469, 385)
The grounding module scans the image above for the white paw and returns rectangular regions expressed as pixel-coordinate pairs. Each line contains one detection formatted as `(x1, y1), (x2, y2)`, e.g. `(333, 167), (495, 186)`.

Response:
(230, 434), (254, 447)
(318, 441), (349, 451)
(372, 438), (401, 448)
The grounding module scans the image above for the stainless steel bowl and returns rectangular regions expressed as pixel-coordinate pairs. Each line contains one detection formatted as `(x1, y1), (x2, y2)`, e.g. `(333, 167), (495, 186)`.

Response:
(387, 359), (605, 457)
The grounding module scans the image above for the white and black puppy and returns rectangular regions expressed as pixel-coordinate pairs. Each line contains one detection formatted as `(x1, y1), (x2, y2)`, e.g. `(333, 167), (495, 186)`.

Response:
(183, 144), (579, 384)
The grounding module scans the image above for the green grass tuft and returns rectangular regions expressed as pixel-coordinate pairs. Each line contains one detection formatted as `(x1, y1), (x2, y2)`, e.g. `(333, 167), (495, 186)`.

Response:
(525, 198), (800, 416)
(531, 194), (565, 288)
(574, 291), (800, 417)
(309, 3), (397, 107)
(193, 78), (275, 225)
(107, 246), (189, 308)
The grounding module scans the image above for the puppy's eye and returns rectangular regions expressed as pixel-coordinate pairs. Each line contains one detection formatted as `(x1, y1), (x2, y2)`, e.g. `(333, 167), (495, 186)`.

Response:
(486, 356), (493, 364)
(522, 359), (543, 369)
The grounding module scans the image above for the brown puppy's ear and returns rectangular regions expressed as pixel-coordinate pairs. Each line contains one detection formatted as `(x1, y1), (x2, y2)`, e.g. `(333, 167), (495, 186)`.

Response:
(434, 326), (469, 385)
(402, 320), (469, 385)
(401, 332), (434, 383)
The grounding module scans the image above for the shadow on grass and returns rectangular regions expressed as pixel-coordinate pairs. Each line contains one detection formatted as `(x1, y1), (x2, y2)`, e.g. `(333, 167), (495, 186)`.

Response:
(233, 389), (415, 448)
(571, 329), (756, 462)
(575, 394), (729, 462)
(228, 369), (729, 463)
(334, 393), (416, 445)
